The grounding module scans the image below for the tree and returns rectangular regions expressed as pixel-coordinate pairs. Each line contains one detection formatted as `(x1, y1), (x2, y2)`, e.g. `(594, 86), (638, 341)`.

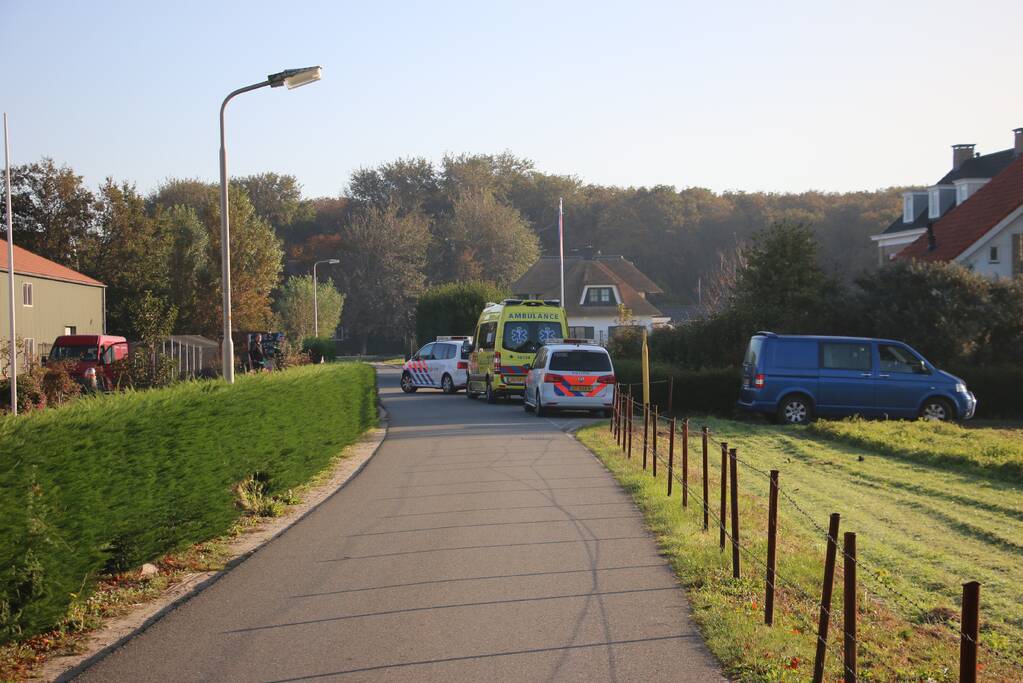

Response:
(150, 180), (283, 336)
(275, 275), (344, 342)
(92, 180), (171, 334)
(731, 221), (844, 333)
(236, 173), (314, 233)
(433, 191), (539, 285)
(5, 159), (97, 270)
(347, 157), (443, 217)
(162, 205), (214, 334)
(335, 206), (430, 353)
(415, 281), (508, 344)
(129, 290), (178, 345)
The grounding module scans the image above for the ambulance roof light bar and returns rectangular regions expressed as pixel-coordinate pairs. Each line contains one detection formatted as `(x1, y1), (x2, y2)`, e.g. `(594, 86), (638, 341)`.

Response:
(436, 336), (472, 342)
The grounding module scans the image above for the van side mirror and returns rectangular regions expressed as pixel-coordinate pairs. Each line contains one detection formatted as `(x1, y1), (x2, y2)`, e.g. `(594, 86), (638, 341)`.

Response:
(463, 342), (474, 353)
(914, 360), (930, 374)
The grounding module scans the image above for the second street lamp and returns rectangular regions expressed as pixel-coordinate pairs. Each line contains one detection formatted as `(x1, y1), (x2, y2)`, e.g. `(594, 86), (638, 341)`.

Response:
(313, 258), (340, 338)
(219, 66), (322, 383)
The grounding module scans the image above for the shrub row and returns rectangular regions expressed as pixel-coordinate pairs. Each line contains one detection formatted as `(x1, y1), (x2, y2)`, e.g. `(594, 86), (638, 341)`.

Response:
(0, 363), (377, 641)
(946, 365), (1023, 419)
(612, 359), (741, 416)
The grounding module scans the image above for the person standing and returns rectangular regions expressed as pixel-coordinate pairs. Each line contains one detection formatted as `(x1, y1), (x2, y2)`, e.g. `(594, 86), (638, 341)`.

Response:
(248, 334), (266, 372)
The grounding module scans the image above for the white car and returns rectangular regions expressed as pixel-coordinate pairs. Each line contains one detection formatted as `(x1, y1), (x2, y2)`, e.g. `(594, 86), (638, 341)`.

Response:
(523, 341), (616, 417)
(401, 337), (472, 394)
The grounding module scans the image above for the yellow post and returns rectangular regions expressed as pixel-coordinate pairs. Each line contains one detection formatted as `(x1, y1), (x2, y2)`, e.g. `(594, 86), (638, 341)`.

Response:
(641, 326), (650, 407)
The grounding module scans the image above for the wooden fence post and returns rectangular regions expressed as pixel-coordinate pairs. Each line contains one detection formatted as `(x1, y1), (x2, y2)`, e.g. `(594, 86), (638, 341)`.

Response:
(812, 513), (841, 683)
(682, 418), (689, 508)
(765, 469), (779, 626)
(627, 393), (633, 459)
(729, 447), (740, 579)
(719, 442), (728, 550)
(610, 384), (616, 433)
(702, 427), (709, 530)
(642, 403), (649, 470)
(959, 581), (980, 683)
(667, 417), (675, 496)
(652, 406), (658, 477)
(844, 532), (857, 683)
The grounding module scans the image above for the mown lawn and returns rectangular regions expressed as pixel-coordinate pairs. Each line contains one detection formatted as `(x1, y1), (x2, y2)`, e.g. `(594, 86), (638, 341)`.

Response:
(577, 417), (1023, 682)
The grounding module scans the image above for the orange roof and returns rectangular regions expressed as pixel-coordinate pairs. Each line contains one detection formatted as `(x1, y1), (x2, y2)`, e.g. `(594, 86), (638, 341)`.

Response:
(0, 239), (105, 287)
(898, 155), (1023, 262)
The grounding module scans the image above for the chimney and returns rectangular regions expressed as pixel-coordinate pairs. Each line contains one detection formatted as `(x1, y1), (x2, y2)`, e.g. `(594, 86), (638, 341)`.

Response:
(1014, 128), (1023, 157)
(952, 144), (975, 170)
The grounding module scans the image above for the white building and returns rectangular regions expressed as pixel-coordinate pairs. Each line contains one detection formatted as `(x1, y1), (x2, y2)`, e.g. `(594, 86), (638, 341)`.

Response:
(511, 253), (670, 345)
(872, 128), (1023, 265)
(895, 129), (1023, 276)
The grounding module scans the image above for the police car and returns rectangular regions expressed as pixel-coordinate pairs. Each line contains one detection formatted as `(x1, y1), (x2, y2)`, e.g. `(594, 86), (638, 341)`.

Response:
(523, 340), (616, 417)
(400, 337), (472, 394)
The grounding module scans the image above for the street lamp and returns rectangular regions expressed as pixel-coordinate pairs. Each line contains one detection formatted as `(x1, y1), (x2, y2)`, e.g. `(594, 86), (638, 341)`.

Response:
(219, 66), (322, 383)
(313, 258), (340, 338)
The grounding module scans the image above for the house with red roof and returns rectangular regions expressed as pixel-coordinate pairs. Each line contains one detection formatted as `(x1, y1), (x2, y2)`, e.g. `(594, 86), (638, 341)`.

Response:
(1, 240), (106, 368)
(510, 252), (670, 345)
(872, 127), (1023, 277)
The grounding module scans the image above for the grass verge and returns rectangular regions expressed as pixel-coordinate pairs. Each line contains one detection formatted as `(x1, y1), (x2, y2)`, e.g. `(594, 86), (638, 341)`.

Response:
(0, 363), (376, 645)
(577, 418), (1022, 682)
(807, 418), (1023, 483)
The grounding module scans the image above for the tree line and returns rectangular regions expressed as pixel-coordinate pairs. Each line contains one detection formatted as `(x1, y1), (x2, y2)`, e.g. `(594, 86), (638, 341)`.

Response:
(5, 152), (908, 349)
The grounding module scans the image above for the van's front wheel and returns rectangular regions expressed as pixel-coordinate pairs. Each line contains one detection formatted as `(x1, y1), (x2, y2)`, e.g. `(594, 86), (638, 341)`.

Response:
(920, 397), (953, 421)
(778, 395), (813, 425)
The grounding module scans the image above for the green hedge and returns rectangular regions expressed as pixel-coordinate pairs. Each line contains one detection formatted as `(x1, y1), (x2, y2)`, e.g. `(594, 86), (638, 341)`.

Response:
(0, 364), (376, 641)
(613, 360), (741, 416)
(946, 365), (1023, 419)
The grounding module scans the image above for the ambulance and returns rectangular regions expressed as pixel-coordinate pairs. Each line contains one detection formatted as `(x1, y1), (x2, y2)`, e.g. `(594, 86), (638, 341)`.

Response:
(465, 299), (568, 403)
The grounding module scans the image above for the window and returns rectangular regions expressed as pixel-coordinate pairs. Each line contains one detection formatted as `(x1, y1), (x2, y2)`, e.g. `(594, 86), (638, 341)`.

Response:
(821, 342), (871, 371)
(438, 343), (456, 360)
(878, 344), (925, 374)
(533, 348), (547, 368)
(957, 184), (968, 205)
(22, 282), (33, 307)
(568, 326), (595, 340)
(502, 321), (562, 353)
(549, 350), (612, 372)
(929, 190), (941, 219)
(903, 195), (913, 223)
(989, 246), (1000, 263)
(584, 287), (615, 305)
(102, 345), (117, 364)
(49, 344), (99, 361)
(24, 338), (36, 364)
(478, 322), (498, 350)
(64, 326), (77, 335)
(417, 343), (435, 360)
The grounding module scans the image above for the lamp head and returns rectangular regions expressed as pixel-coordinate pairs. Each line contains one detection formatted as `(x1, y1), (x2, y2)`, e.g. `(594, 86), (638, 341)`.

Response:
(268, 66), (323, 89)
(328, 259), (340, 265)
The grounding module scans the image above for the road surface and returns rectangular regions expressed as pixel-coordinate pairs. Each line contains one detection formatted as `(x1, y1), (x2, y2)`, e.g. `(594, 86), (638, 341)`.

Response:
(77, 367), (722, 682)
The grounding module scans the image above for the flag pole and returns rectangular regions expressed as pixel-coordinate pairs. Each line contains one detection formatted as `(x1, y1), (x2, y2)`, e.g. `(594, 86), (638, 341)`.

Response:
(558, 197), (565, 307)
(4, 113), (17, 415)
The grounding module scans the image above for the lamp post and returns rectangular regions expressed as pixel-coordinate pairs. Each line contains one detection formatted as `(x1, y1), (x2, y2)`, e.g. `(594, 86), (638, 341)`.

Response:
(312, 258), (339, 338)
(219, 66), (322, 383)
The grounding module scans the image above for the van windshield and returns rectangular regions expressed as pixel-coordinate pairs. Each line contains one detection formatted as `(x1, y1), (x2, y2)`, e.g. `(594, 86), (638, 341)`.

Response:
(502, 321), (563, 354)
(549, 351), (612, 372)
(50, 345), (98, 362)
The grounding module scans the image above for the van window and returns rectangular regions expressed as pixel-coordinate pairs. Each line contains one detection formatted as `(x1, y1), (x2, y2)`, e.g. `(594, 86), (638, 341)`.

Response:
(743, 338), (764, 367)
(437, 343), (456, 360)
(549, 350), (612, 372)
(502, 321), (563, 354)
(772, 340), (818, 369)
(879, 344), (923, 373)
(478, 323), (497, 350)
(418, 343), (436, 360)
(821, 343), (872, 371)
(49, 344), (99, 362)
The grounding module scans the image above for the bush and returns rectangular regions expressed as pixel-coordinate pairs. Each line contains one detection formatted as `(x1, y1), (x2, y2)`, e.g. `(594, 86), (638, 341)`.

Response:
(301, 337), (335, 363)
(415, 281), (509, 345)
(108, 350), (178, 390)
(0, 363), (376, 641)
(945, 365), (1023, 419)
(612, 359), (741, 416)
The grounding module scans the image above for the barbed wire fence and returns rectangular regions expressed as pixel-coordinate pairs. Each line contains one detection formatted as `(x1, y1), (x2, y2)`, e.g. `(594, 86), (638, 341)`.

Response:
(604, 382), (1014, 682)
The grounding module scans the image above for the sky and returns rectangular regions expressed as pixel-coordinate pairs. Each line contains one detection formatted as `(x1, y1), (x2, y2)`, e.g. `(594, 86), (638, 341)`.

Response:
(2, 0), (1022, 199)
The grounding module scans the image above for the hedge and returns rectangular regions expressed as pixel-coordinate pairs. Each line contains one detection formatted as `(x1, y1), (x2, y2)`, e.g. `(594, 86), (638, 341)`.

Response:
(0, 363), (376, 641)
(612, 359), (741, 416)
(946, 364), (1023, 419)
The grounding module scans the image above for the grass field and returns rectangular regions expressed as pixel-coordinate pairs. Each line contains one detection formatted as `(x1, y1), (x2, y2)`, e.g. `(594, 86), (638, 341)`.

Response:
(577, 417), (1023, 682)
(0, 363), (377, 643)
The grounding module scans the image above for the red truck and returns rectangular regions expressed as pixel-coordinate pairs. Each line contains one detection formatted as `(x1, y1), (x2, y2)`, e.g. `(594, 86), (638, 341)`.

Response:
(47, 334), (129, 387)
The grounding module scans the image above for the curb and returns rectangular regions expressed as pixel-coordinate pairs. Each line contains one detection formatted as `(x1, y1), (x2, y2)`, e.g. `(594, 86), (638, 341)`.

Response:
(46, 397), (391, 682)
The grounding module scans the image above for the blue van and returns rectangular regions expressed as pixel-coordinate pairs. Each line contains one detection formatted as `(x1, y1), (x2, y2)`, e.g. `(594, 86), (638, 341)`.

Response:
(737, 332), (977, 424)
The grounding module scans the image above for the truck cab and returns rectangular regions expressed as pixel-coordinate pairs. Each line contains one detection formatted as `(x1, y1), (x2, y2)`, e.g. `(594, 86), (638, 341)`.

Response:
(47, 334), (129, 387)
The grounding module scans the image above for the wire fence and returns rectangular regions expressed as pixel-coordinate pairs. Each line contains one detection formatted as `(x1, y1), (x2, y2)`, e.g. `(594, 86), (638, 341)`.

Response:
(605, 383), (1016, 682)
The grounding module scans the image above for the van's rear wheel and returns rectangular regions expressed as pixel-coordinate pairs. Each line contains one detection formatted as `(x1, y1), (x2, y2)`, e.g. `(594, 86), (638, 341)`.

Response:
(535, 391), (547, 417)
(441, 373), (455, 394)
(920, 398), (953, 421)
(778, 395), (813, 425)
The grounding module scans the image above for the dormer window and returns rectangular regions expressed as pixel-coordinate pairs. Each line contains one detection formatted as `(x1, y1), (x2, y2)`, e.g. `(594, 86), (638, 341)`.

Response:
(929, 189), (941, 219)
(583, 286), (616, 305)
(903, 195), (914, 223)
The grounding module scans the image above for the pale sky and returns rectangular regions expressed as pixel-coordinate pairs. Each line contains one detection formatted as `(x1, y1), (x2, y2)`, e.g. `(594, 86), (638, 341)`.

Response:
(3, 0), (1021, 198)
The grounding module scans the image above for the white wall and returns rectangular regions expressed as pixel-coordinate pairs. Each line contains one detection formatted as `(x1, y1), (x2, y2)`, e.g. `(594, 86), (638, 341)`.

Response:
(566, 315), (658, 345)
(958, 210), (1023, 279)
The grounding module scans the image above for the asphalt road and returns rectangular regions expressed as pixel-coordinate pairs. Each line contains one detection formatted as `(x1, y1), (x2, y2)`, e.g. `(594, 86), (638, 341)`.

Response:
(77, 367), (722, 682)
